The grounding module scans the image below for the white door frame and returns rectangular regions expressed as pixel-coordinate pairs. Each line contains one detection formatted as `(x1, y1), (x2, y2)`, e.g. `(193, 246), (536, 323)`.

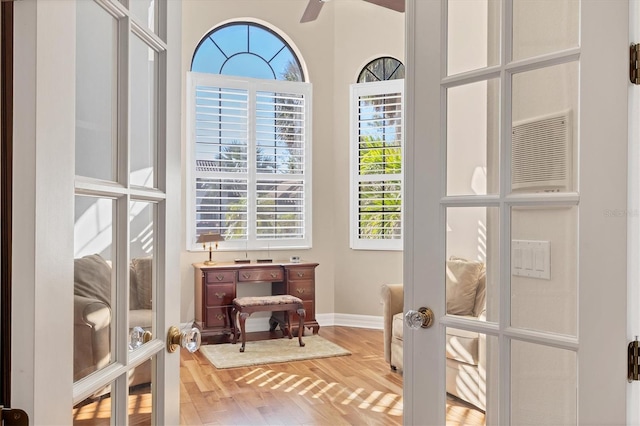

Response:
(10, 1), (182, 423)
(405, 0), (629, 424)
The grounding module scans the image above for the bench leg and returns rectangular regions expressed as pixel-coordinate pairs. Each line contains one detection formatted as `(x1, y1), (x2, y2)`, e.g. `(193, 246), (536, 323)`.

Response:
(297, 308), (306, 347)
(283, 311), (293, 339)
(238, 312), (250, 352)
(231, 307), (239, 344)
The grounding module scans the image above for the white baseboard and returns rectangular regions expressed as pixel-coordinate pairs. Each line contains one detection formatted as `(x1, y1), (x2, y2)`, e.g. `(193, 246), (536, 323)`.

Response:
(185, 314), (384, 334)
(317, 313), (383, 330)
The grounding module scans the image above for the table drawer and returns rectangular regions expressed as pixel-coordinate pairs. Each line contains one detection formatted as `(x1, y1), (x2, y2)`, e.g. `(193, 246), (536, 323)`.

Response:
(238, 268), (283, 282)
(205, 283), (235, 306)
(287, 267), (315, 281)
(290, 280), (314, 299)
(205, 306), (232, 328)
(205, 270), (235, 284)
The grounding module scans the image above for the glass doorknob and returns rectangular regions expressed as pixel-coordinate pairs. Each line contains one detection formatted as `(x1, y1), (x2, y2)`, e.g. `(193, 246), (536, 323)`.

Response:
(404, 307), (435, 329)
(167, 326), (201, 353)
(129, 326), (152, 350)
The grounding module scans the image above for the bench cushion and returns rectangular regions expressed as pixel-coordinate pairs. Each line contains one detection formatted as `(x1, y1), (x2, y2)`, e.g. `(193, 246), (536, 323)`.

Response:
(233, 295), (303, 308)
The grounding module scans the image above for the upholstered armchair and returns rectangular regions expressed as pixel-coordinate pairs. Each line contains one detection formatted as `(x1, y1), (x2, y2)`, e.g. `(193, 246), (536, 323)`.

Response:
(73, 254), (153, 389)
(380, 257), (487, 410)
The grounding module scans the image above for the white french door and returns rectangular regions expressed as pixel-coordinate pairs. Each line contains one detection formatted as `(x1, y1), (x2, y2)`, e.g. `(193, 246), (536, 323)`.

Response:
(11, 0), (182, 424)
(405, 0), (629, 424)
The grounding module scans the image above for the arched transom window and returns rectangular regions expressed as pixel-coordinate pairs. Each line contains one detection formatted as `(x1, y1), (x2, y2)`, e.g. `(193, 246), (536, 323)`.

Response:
(191, 22), (304, 82)
(357, 56), (405, 83)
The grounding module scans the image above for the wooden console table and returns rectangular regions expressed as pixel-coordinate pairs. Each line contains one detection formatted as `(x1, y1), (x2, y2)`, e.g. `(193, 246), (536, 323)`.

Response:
(193, 261), (320, 342)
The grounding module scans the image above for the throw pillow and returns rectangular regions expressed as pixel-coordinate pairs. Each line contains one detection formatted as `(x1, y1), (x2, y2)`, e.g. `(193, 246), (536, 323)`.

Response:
(74, 254), (112, 306)
(446, 257), (484, 316)
(131, 257), (153, 310)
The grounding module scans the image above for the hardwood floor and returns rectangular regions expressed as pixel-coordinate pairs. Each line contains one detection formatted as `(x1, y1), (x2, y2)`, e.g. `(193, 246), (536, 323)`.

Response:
(180, 326), (485, 426)
(73, 326), (485, 425)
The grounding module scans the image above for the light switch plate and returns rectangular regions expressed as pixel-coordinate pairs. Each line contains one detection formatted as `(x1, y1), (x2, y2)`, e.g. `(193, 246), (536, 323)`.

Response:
(511, 240), (550, 280)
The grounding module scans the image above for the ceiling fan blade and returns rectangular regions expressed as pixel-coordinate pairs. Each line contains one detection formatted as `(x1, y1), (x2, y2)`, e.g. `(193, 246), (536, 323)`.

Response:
(363, 0), (405, 13)
(300, 0), (324, 23)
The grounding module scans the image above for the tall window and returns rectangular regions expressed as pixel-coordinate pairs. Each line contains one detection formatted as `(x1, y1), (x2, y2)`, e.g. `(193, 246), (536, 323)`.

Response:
(350, 57), (404, 250)
(188, 22), (311, 251)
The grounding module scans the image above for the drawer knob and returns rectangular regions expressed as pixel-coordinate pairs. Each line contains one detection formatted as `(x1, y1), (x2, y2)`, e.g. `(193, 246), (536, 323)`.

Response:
(216, 274), (225, 281)
(215, 292), (226, 299)
(296, 288), (305, 294)
(242, 272), (251, 279)
(216, 314), (225, 320)
(270, 272), (278, 278)
(297, 271), (305, 278)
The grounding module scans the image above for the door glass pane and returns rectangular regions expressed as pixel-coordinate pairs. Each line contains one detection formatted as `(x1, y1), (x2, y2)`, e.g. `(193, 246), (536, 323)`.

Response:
(447, 0), (500, 76)
(511, 341), (577, 425)
(512, 0), (579, 62)
(446, 207), (498, 323)
(130, 201), (155, 346)
(129, 357), (154, 424)
(74, 196), (115, 382)
(76, 0), (117, 181)
(130, 0), (155, 34)
(445, 328), (495, 424)
(511, 206), (577, 336)
(72, 380), (114, 425)
(511, 62), (578, 194)
(130, 34), (157, 188)
(447, 79), (499, 196)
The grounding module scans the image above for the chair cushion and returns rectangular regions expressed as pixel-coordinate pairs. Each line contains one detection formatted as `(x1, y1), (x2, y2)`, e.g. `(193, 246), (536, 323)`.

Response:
(446, 327), (479, 365)
(393, 311), (480, 365)
(446, 258), (484, 316)
(129, 309), (153, 329)
(74, 254), (112, 306)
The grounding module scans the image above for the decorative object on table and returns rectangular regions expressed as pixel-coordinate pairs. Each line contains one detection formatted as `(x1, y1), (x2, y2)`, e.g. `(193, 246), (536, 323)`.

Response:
(290, 255), (300, 263)
(196, 232), (224, 265)
(199, 334), (350, 369)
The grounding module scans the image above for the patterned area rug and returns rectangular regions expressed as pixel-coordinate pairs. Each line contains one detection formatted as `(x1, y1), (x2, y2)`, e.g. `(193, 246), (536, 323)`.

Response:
(199, 334), (351, 369)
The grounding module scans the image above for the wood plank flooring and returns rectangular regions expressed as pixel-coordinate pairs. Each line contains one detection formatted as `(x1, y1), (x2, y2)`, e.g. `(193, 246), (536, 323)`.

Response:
(73, 326), (485, 425)
(180, 326), (485, 426)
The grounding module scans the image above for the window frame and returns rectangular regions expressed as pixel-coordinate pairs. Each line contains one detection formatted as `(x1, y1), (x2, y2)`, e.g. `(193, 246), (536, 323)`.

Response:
(350, 79), (404, 251)
(186, 72), (313, 252)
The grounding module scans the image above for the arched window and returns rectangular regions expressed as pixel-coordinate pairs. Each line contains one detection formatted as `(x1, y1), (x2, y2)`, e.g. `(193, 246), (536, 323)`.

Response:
(187, 22), (312, 251)
(357, 56), (405, 83)
(350, 57), (405, 250)
(191, 22), (304, 82)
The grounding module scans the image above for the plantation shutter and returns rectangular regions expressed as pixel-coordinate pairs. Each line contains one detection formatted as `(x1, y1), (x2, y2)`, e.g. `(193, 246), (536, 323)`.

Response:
(350, 80), (404, 250)
(188, 73), (312, 250)
(256, 88), (306, 239)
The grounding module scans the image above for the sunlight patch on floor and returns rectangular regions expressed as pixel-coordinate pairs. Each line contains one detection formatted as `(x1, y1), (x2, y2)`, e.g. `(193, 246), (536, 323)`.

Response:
(236, 368), (403, 417)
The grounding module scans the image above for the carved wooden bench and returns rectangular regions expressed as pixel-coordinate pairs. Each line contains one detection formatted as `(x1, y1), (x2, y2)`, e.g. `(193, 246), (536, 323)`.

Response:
(231, 295), (306, 352)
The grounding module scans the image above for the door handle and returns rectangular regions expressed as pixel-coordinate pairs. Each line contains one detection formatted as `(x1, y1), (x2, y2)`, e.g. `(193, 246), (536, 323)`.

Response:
(167, 326), (201, 353)
(404, 307), (434, 329)
(129, 326), (152, 350)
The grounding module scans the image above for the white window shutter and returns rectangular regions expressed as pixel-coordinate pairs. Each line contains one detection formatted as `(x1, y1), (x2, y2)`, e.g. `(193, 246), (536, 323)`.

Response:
(350, 80), (404, 251)
(187, 73), (312, 251)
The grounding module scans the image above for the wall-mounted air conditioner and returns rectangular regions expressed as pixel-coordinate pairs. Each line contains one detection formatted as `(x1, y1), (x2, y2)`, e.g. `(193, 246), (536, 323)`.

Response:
(511, 111), (572, 192)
